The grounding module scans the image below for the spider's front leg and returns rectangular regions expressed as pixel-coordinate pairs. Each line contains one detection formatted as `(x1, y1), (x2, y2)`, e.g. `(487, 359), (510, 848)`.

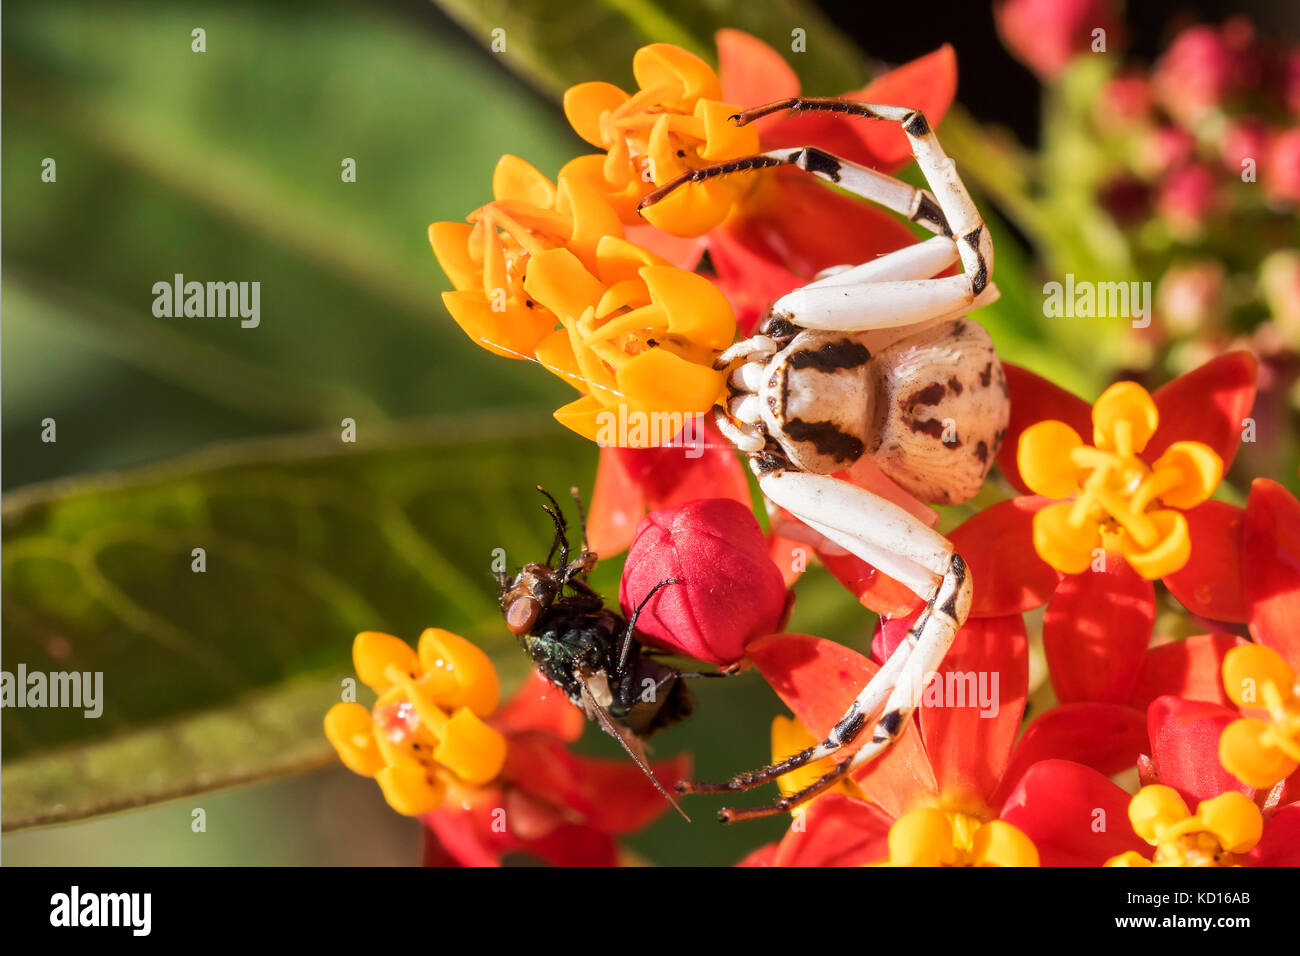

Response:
(678, 468), (972, 822)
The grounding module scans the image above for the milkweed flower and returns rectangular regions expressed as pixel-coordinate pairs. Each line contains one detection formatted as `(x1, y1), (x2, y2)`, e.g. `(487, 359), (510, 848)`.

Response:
(1018, 380), (1223, 579)
(884, 807), (1039, 867)
(431, 153), (737, 444)
(325, 628), (506, 815)
(563, 43), (762, 236)
(1219, 645), (1300, 788)
(1216, 478), (1300, 788)
(564, 32), (957, 332)
(734, 624), (1152, 866)
(945, 353), (1256, 706)
(325, 629), (687, 865)
(430, 154), (623, 361)
(1104, 786), (1262, 866)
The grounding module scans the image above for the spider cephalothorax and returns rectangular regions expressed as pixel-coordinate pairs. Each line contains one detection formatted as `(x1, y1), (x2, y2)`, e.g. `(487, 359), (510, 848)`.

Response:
(639, 97), (1013, 822)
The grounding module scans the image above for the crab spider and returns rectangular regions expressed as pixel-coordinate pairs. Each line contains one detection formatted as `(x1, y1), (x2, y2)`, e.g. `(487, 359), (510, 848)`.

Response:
(638, 97), (1010, 823)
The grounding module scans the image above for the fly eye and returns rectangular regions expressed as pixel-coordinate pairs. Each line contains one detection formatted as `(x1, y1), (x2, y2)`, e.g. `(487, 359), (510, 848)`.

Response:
(505, 597), (540, 636)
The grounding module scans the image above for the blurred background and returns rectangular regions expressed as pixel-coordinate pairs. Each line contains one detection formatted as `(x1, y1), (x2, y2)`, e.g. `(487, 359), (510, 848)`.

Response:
(3, 0), (1297, 865)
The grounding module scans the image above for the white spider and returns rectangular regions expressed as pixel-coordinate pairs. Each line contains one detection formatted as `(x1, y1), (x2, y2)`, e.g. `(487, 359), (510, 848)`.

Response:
(639, 97), (1011, 822)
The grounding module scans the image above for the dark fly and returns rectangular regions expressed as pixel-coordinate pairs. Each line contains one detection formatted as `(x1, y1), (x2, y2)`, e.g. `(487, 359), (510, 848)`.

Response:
(499, 487), (704, 817)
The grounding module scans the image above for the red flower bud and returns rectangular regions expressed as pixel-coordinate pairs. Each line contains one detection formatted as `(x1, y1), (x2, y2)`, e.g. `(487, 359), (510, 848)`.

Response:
(619, 498), (789, 667)
(1264, 128), (1300, 204)
(1156, 163), (1217, 237)
(995, 0), (1120, 80)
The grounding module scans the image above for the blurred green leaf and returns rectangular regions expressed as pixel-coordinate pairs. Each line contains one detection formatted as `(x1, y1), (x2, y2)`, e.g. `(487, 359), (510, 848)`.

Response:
(430, 0), (870, 97)
(1, 415), (598, 829)
(2, 0), (582, 487)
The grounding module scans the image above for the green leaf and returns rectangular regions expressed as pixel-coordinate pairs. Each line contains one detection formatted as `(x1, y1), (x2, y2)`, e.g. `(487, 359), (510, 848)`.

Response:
(1, 417), (599, 829)
(430, 0), (870, 97)
(2, 0), (580, 487)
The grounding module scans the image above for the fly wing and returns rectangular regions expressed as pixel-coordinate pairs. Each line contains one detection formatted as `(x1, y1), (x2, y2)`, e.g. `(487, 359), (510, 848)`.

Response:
(578, 679), (690, 822)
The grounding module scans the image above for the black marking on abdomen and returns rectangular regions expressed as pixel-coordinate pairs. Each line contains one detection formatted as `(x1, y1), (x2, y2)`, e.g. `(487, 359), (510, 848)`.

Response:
(901, 381), (946, 409)
(786, 340), (870, 372)
(784, 419), (865, 463)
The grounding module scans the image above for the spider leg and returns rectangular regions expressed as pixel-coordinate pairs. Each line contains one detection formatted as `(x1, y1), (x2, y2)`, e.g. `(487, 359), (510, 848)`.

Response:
(679, 470), (972, 816)
(641, 102), (995, 335)
(728, 99), (992, 284)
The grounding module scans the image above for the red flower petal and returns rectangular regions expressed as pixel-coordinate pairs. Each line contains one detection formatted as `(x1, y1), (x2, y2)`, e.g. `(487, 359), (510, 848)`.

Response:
(588, 419), (752, 557)
(771, 792), (893, 866)
(818, 550), (927, 619)
(1147, 696), (1252, 805)
(709, 223), (805, 334)
(1247, 804), (1300, 867)
(588, 447), (647, 557)
(1243, 478), (1300, 667)
(920, 614), (1029, 805)
(503, 732), (690, 833)
(716, 29), (800, 135)
(492, 670), (586, 742)
(424, 790), (619, 867)
(840, 457), (939, 527)
(995, 703), (1147, 807)
(734, 842), (780, 867)
(727, 169), (920, 285)
(1044, 558), (1155, 704)
(1000, 759), (1148, 866)
(624, 222), (706, 271)
(996, 363), (1093, 494)
(620, 498), (788, 665)
(746, 632), (937, 818)
(1127, 633), (1247, 710)
(1163, 500), (1248, 622)
(762, 46), (958, 172)
(1144, 350), (1256, 471)
(949, 496), (1062, 616)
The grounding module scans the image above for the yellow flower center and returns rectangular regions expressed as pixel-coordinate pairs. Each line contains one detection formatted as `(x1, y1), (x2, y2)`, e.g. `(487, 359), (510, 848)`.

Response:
(1105, 785), (1263, 867)
(886, 807), (1039, 867)
(1018, 381), (1222, 578)
(324, 629), (507, 817)
(1219, 644), (1300, 788)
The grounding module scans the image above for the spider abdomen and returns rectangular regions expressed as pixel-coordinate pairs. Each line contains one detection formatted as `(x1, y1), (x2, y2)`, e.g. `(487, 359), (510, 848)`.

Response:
(870, 318), (1009, 504)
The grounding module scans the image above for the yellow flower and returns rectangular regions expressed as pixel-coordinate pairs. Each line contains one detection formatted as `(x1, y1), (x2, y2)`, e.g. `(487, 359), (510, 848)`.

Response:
(430, 155), (736, 446)
(884, 807), (1039, 867)
(563, 43), (760, 236)
(323, 629), (506, 816)
(1219, 644), (1300, 789)
(523, 235), (734, 444)
(1017, 381), (1222, 579)
(1104, 785), (1262, 867)
(769, 715), (865, 811)
(430, 154), (623, 360)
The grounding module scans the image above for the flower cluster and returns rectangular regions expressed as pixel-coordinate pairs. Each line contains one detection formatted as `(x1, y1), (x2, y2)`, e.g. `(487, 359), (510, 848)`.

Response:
(329, 18), (1300, 867)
